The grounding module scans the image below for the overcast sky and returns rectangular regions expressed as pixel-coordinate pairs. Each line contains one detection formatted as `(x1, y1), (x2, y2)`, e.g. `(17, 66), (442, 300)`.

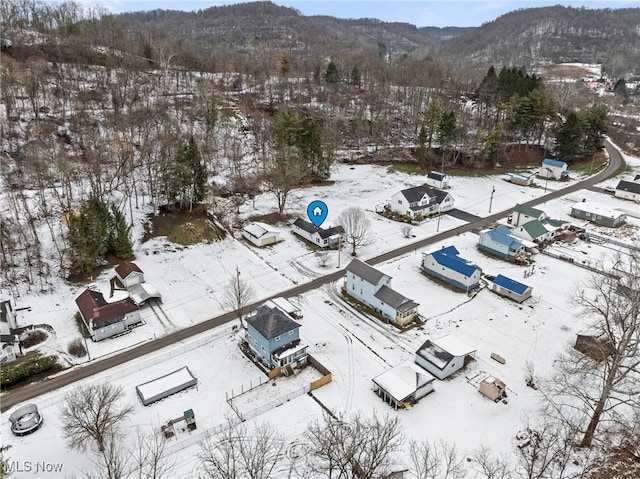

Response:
(78, 0), (640, 27)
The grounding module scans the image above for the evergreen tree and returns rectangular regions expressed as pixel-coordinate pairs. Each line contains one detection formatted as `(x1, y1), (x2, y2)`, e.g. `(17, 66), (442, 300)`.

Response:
(554, 112), (584, 163)
(350, 66), (361, 87)
(438, 110), (457, 154)
(325, 61), (339, 83)
(107, 205), (133, 259)
(484, 122), (505, 164)
(280, 52), (290, 76)
(580, 105), (609, 155)
(422, 101), (441, 150)
(171, 136), (207, 210)
(275, 108), (332, 182)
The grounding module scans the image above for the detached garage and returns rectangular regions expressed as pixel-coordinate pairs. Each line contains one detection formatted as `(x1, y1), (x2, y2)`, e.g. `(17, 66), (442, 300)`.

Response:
(372, 361), (436, 409)
(243, 223), (281, 247)
(136, 366), (198, 406)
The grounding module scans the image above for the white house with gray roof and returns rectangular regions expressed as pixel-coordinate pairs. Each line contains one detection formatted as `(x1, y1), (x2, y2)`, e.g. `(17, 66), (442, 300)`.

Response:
(614, 180), (640, 202)
(415, 335), (476, 380)
(345, 259), (419, 327)
(292, 218), (344, 248)
(389, 184), (454, 219)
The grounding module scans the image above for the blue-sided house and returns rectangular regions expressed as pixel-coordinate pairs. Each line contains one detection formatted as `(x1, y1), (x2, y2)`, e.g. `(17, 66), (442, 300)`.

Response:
(538, 158), (569, 181)
(246, 306), (308, 370)
(477, 225), (526, 262)
(345, 259), (419, 327)
(421, 246), (482, 292)
(487, 274), (532, 303)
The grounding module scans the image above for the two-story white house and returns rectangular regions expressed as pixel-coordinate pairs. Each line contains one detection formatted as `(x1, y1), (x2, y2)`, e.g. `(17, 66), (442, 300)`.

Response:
(511, 204), (547, 227)
(389, 184), (454, 219)
(75, 288), (141, 341)
(345, 259), (419, 327)
(421, 245), (482, 292)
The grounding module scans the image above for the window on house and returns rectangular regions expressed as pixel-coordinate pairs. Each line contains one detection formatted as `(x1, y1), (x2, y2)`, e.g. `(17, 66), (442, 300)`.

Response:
(275, 336), (280, 341)
(398, 200), (402, 204)
(289, 331), (294, 335)
(261, 345), (265, 352)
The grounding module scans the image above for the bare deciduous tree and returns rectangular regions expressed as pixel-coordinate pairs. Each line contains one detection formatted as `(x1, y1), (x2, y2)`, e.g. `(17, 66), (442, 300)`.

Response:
(514, 418), (575, 479)
(409, 439), (467, 479)
(338, 207), (371, 256)
(60, 384), (133, 452)
(401, 224), (413, 238)
(133, 429), (177, 479)
(300, 412), (403, 479)
(469, 445), (510, 479)
(545, 249), (640, 448)
(316, 250), (329, 267)
(198, 420), (284, 479)
(222, 267), (256, 328)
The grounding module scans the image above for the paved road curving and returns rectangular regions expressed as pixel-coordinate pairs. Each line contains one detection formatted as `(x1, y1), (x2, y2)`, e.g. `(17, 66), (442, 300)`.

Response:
(0, 139), (624, 412)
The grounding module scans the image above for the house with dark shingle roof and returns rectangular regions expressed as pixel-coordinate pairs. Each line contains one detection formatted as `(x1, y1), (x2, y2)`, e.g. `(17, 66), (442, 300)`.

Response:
(421, 245), (482, 292)
(246, 306), (307, 369)
(345, 259), (419, 327)
(614, 180), (640, 202)
(426, 171), (450, 189)
(75, 288), (141, 341)
(415, 335), (476, 380)
(389, 184), (454, 219)
(292, 218), (344, 248)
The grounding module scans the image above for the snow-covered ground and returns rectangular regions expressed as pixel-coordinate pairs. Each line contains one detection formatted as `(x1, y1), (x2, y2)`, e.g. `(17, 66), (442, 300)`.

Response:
(2, 144), (640, 477)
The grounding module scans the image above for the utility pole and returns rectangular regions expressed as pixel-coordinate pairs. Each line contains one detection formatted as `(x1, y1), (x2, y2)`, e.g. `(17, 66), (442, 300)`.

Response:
(489, 186), (495, 213)
(336, 235), (341, 268)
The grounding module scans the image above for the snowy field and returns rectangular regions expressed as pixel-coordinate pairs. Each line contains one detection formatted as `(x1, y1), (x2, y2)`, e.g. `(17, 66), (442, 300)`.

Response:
(2, 144), (640, 477)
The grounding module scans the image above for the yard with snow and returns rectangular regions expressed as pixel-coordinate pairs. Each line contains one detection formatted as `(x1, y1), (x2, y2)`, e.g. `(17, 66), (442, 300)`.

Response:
(2, 145), (640, 477)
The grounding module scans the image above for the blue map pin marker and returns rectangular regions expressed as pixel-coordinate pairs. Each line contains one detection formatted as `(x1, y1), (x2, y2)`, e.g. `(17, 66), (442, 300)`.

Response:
(307, 200), (328, 228)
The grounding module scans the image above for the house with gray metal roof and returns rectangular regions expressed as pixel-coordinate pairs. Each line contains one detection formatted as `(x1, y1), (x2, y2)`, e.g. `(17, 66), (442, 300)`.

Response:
(389, 184), (454, 219)
(246, 305), (307, 369)
(345, 259), (419, 327)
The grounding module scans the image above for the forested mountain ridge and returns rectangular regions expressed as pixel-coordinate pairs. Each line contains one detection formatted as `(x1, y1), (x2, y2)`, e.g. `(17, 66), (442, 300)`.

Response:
(118, 1), (468, 58)
(438, 6), (640, 75)
(118, 2), (640, 75)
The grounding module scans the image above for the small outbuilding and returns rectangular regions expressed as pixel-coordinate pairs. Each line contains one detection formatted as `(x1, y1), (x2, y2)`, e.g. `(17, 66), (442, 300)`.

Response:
(487, 274), (532, 303)
(115, 261), (144, 288)
(243, 222), (282, 247)
(372, 361), (436, 409)
(574, 334), (615, 361)
(479, 376), (507, 402)
(136, 366), (198, 406)
(426, 171), (450, 189)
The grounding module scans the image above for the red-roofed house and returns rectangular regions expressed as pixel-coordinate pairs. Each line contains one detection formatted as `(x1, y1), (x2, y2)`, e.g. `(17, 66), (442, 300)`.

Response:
(75, 289), (141, 341)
